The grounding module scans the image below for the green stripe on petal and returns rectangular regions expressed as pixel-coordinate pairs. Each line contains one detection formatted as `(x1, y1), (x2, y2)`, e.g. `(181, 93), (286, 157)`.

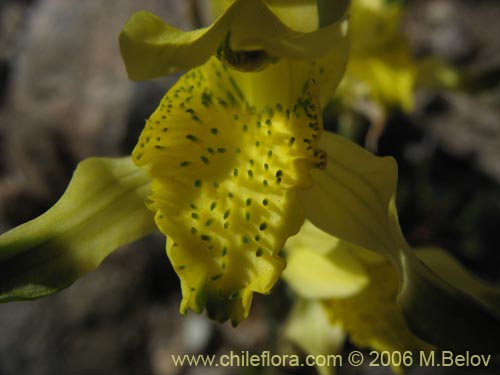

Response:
(119, 0), (348, 80)
(304, 131), (500, 352)
(133, 57), (324, 324)
(0, 157), (155, 301)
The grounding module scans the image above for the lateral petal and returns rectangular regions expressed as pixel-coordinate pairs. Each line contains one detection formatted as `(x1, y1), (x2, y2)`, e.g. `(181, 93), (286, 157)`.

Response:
(304, 131), (500, 352)
(0, 157), (155, 301)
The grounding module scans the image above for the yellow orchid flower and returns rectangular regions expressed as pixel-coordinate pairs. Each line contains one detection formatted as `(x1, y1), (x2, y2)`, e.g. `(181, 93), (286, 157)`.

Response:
(0, 0), (348, 325)
(0, 0), (499, 354)
(335, 0), (460, 148)
(334, 0), (415, 114)
(120, 0), (349, 324)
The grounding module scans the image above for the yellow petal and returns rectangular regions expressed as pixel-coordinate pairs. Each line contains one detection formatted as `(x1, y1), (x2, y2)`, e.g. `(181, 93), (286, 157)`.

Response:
(323, 258), (433, 373)
(283, 220), (369, 299)
(284, 299), (345, 375)
(314, 24), (350, 109)
(133, 57), (325, 324)
(0, 157), (154, 301)
(284, 219), (339, 256)
(342, 44), (416, 111)
(283, 247), (368, 299)
(303, 131), (397, 257)
(305, 131), (500, 352)
(349, 0), (403, 55)
(334, 0), (416, 111)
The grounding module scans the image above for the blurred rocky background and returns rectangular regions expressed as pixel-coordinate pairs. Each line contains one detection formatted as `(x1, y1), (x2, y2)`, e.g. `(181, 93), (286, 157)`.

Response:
(0, 0), (499, 374)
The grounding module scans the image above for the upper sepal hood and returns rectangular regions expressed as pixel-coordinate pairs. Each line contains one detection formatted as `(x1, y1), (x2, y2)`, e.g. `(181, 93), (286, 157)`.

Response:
(119, 0), (349, 80)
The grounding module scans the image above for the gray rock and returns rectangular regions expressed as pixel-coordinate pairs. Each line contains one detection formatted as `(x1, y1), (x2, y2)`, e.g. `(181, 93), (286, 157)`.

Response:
(0, 0), (192, 224)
